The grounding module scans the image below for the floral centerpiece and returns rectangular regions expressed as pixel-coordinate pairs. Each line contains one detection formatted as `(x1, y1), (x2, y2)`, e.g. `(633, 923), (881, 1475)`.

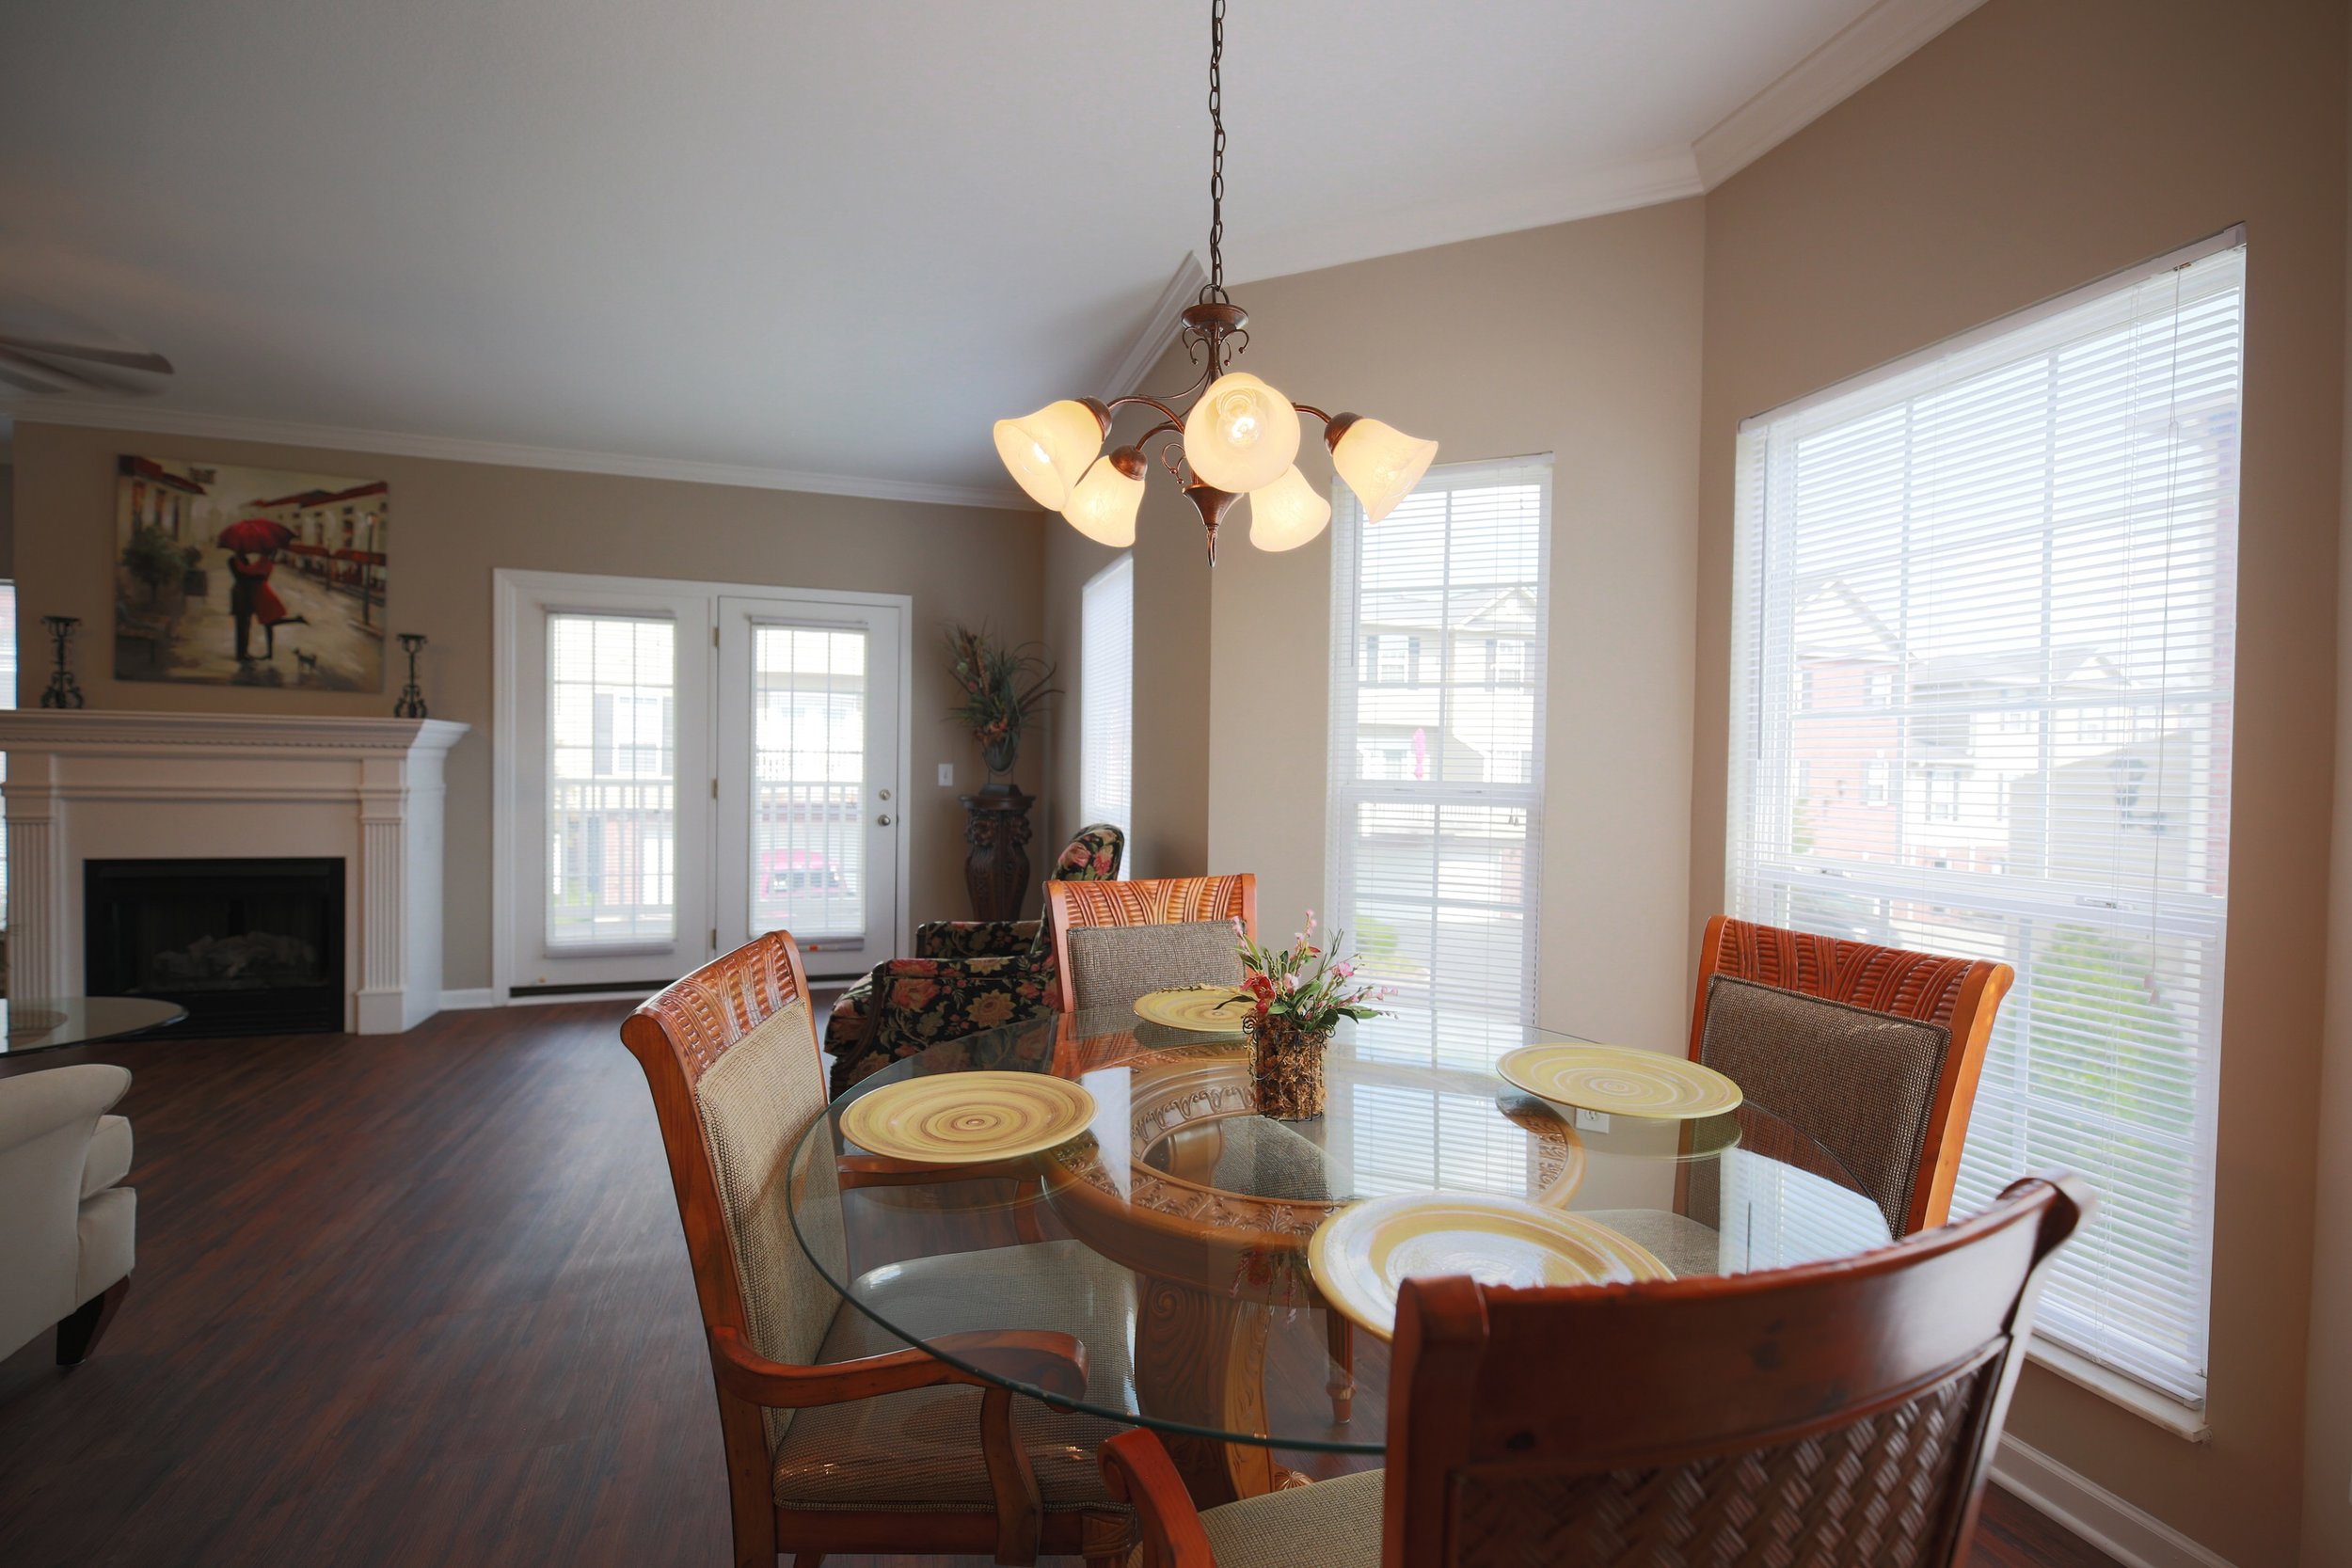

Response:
(945, 624), (1060, 787)
(1235, 911), (1384, 1120)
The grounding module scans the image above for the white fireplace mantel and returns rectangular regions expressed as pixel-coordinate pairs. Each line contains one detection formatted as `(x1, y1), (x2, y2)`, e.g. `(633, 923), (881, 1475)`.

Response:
(0, 711), (469, 1034)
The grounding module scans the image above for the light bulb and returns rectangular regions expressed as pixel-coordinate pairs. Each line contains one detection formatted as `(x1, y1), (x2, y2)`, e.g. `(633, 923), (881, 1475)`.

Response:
(1063, 449), (1147, 546)
(1183, 372), (1301, 494)
(1327, 416), (1438, 524)
(1246, 466), (1330, 552)
(993, 399), (1108, 511)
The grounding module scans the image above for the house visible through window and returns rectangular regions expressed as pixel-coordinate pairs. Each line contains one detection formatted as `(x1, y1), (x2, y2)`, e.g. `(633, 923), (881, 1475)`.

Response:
(1726, 233), (2246, 1408)
(1080, 555), (1134, 847)
(1328, 455), (1549, 1070)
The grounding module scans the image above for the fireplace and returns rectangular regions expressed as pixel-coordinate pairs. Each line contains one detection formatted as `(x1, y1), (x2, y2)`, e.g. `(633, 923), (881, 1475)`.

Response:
(84, 858), (346, 1036)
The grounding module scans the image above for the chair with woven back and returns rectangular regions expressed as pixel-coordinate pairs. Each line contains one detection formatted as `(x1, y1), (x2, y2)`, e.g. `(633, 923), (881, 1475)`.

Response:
(1043, 872), (1258, 1013)
(1690, 913), (2014, 1237)
(621, 929), (1136, 1568)
(1102, 1173), (2092, 1568)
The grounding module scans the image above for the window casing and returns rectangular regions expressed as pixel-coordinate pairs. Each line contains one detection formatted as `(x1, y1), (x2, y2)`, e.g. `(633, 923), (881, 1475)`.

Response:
(1080, 555), (1134, 847)
(1327, 456), (1550, 1071)
(1728, 234), (2245, 1408)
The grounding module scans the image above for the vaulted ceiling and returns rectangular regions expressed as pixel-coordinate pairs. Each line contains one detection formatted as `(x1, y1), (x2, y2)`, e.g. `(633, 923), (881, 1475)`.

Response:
(0, 0), (1981, 504)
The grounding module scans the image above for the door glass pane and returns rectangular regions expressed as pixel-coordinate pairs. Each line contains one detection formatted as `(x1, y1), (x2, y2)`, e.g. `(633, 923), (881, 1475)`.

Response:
(547, 614), (675, 947)
(751, 625), (866, 940)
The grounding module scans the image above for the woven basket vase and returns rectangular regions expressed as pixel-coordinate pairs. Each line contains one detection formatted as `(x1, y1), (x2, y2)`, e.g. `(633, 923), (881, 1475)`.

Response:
(1246, 1012), (1331, 1120)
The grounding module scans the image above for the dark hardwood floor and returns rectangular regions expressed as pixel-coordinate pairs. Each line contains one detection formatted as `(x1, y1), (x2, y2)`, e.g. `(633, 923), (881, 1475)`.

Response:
(0, 1004), (2121, 1567)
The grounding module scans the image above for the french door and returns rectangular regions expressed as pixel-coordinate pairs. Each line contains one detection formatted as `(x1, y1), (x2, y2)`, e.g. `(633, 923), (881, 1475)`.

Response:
(498, 571), (907, 996)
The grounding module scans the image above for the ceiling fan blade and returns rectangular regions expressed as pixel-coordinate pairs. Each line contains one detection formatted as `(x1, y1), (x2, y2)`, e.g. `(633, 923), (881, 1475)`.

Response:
(0, 335), (173, 376)
(0, 347), (78, 394)
(0, 344), (158, 397)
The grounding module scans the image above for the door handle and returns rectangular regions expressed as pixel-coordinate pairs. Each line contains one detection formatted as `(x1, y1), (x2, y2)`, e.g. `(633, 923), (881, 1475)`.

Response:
(876, 813), (894, 826)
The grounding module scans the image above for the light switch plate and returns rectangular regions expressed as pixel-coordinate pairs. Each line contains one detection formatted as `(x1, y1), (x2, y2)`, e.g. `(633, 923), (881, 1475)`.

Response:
(938, 763), (954, 786)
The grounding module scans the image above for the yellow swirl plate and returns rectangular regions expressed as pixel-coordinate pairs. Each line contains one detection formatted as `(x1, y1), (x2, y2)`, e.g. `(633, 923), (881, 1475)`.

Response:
(839, 1072), (1098, 1164)
(1497, 1043), (1742, 1120)
(1132, 986), (1255, 1033)
(1309, 1192), (1674, 1339)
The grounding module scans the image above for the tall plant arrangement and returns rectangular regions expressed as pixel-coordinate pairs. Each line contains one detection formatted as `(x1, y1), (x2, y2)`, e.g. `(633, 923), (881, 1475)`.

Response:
(945, 624), (1059, 784)
(1234, 911), (1385, 1119)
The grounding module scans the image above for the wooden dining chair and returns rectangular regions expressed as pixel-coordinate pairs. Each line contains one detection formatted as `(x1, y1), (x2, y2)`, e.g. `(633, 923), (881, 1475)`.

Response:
(1103, 1173), (2091, 1568)
(1688, 913), (2015, 1237)
(1044, 873), (1258, 1012)
(620, 930), (1136, 1568)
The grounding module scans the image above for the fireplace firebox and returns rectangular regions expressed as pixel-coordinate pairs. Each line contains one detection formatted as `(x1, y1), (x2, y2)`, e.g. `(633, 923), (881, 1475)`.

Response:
(84, 858), (345, 1036)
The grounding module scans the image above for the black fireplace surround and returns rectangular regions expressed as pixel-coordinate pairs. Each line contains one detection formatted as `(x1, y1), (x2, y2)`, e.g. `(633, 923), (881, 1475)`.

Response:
(84, 858), (345, 1036)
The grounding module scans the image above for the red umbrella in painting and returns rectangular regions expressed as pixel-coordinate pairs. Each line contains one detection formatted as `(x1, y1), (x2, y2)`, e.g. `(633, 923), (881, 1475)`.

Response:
(215, 517), (294, 553)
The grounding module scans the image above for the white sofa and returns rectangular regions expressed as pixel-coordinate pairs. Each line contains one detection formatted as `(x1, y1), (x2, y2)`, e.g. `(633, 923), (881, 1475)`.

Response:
(0, 1064), (135, 1364)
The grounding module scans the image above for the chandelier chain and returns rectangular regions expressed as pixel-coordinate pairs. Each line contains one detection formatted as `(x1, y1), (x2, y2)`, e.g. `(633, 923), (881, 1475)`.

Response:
(1205, 0), (1227, 302)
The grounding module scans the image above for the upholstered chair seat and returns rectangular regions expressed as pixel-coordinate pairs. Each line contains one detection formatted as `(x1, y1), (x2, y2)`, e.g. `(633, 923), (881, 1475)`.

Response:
(778, 1238), (1135, 1512)
(826, 823), (1125, 1094)
(1129, 1467), (1384, 1568)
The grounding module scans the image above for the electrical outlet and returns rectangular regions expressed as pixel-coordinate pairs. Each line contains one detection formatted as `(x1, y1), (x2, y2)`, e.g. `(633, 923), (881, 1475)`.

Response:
(1574, 1108), (1613, 1133)
(938, 763), (954, 786)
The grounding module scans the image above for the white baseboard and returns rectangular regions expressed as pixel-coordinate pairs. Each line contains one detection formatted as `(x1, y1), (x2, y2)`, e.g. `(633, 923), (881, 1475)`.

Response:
(438, 988), (501, 1010)
(1992, 1436), (2238, 1568)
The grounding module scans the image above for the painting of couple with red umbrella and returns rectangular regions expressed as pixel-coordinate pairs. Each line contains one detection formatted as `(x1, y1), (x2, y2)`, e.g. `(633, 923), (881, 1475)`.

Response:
(113, 455), (389, 690)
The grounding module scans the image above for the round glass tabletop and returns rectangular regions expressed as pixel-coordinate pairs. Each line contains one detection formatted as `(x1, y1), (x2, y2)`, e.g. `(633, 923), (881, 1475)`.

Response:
(0, 995), (188, 1056)
(787, 1006), (1890, 1492)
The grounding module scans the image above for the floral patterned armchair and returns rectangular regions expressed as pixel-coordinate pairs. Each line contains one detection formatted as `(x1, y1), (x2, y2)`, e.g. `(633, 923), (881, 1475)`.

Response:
(824, 823), (1124, 1095)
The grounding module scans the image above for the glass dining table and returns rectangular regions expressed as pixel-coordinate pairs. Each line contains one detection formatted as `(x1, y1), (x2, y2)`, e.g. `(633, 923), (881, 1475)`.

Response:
(787, 1006), (1890, 1503)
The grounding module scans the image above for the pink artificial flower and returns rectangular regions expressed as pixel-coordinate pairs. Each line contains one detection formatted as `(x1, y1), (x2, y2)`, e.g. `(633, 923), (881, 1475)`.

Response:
(1334, 960), (1356, 979)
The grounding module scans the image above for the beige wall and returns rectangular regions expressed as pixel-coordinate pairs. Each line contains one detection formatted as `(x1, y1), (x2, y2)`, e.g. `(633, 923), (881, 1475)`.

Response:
(1041, 447), (1213, 882)
(2308, 16), (2352, 1558)
(1693, 1), (2348, 1562)
(11, 420), (1048, 991)
(1190, 202), (1707, 1047)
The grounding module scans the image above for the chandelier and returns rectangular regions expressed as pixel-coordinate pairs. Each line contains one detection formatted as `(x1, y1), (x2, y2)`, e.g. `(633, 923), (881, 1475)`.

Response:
(992, 0), (1437, 562)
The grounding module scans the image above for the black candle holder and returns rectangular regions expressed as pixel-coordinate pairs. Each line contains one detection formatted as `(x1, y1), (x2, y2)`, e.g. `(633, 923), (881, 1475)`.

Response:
(39, 616), (86, 709)
(393, 632), (428, 718)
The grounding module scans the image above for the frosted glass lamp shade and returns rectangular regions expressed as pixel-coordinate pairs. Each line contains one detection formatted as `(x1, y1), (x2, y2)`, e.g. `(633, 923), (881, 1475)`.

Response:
(1063, 450), (1146, 546)
(1328, 416), (1438, 524)
(1246, 466), (1330, 552)
(994, 399), (1108, 510)
(1183, 372), (1301, 494)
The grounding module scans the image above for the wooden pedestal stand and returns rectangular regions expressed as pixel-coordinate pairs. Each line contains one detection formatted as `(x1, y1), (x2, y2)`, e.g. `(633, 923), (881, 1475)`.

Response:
(960, 786), (1035, 920)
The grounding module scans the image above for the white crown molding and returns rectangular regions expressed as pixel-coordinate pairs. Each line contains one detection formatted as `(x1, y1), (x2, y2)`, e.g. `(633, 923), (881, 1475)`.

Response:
(1693, 0), (1991, 188)
(1100, 251), (1209, 398)
(1229, 149), (1703, 287)
(1992, 1437), (2238, 1568)
(0, 397), (1031, 513)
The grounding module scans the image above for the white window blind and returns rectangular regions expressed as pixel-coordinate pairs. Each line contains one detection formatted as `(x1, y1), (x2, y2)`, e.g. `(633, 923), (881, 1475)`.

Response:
(1328, 456), (1549, 1071)
(1080, 555), (1134, 842)
(1728, 235), (2245, 1406)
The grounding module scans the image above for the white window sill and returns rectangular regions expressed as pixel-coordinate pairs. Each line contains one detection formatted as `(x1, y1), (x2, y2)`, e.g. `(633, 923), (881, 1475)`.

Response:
(2025, 1337), (2209, 1443)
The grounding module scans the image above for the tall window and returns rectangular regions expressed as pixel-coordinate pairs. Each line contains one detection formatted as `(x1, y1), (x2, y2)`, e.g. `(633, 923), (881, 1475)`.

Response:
(1728, 234), (2245, 1407)
(1328, 457), (1550, 1069)
(1080, 555), (1134, 843)
(546, 612), (676, 947)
